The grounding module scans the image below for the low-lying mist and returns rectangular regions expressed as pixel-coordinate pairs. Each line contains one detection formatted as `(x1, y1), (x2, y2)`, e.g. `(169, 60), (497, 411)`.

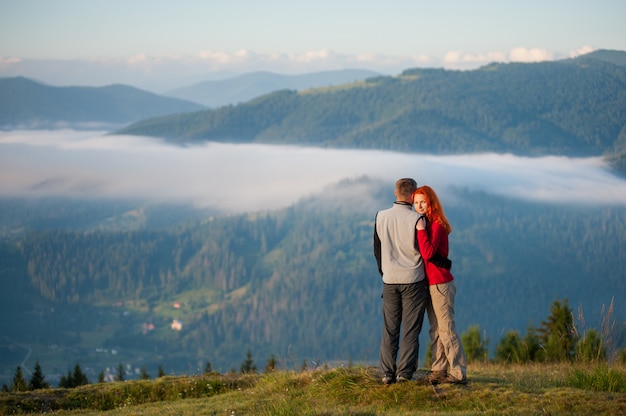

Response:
(2, 129), (626, 213)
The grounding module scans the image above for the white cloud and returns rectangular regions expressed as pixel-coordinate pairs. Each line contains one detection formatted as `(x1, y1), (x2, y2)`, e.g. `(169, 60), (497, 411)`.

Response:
(442, 50), (507, 67)
(508, 47), (554, 62)
(0, 56), (22, 65)
(1, 130), (626, 213)
(0, 45), (601, 91)
(292, 49), (332, 62)
(569, 45), (596, 58)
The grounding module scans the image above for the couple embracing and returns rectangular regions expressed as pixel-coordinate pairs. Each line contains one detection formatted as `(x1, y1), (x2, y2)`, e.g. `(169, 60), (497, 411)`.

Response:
(373, 178), (467, 385)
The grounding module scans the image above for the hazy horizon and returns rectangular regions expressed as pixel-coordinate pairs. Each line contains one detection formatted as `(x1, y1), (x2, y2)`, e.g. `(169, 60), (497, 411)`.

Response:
(2, 1), (624, 92)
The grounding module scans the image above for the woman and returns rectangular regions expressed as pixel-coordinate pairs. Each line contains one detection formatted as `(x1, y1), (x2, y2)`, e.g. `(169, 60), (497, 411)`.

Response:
(413, 185), (467, 385)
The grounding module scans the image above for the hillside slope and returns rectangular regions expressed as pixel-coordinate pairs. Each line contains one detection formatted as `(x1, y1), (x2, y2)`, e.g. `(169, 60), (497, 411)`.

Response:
(0, 77), (205, 128)
(116, 51), (626, 168)
(2, 180), (625, 375)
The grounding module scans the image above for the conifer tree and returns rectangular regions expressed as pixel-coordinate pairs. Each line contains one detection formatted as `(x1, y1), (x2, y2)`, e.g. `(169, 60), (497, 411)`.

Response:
(98, 371), (105, 383)
(158, 365), (166, 378)
(11, 366), (27, 392)
(538, 299), (577, 362)
(204, 360), (213, 375)
(424, 342), (432, 368)
(496, 330), (524, 363)
(58, 371), (73, 388)
(116, 364), (125, 382)
(522, 326), (542, 362)
(72, 363), (89, 386)
(576, 329), (606, 362)
(28, 361), (50, 390)
(140, 366), (150, 380)
(462, 325), (489, 362)
(240, 348), (257, 374)
(264, 354), (277, 373)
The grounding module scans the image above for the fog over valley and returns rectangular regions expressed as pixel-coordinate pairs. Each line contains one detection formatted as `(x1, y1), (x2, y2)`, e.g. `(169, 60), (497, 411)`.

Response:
(1, 129), (626, 212)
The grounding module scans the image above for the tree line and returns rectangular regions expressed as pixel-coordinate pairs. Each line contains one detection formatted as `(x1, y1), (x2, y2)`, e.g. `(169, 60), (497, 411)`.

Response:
(4, 297), (625, 393)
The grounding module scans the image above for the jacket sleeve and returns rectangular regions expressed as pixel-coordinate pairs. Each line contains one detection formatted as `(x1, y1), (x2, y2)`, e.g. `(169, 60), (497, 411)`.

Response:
(417, 221), (445, 260)
(373, 214), (383, 276)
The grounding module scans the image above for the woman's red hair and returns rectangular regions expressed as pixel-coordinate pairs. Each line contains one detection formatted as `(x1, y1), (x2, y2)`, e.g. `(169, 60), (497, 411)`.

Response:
(412, 186), (452, 234)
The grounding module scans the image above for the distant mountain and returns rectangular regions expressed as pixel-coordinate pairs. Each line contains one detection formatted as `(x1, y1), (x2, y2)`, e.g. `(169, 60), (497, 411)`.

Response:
(578, 49), (626, 67)
(164, 69), (383, 108)
(117, 51), (626, 175)
(0, 77), (205, 129)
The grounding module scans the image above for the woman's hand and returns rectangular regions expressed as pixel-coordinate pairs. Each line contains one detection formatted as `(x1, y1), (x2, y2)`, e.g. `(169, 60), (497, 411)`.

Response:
(416, 216), (426, 231)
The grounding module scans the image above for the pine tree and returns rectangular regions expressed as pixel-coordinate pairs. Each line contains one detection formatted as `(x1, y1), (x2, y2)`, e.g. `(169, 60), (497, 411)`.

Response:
(140, 366), (150, 380)
(264, 354), (277, 373)
(496, 330), (524, 363)
(204, 360), (213, 375)
(240, 349), (257, 374)
(538, 299), (577, 362)
(462, 325), (489, 362)
(72, 364), (89, 386)
(58, 371), (73, 388)
(576, 329), (606, 362)
(424, 342), (432, 368)
(28, 361), (50, 390)
(116, 364), (125, 382)
(523, 326), (542, 362)
(158, 365), (166, 378)
(98, 371), (105, 383)
(11, 366), (27, 392)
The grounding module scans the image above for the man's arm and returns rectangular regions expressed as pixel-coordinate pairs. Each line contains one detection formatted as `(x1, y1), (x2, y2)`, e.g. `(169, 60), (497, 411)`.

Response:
(373, 214), (383, 276)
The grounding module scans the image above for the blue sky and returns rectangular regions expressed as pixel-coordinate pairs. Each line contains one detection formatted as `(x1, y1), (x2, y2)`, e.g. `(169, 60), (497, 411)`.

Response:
(1, 0), (625, 89)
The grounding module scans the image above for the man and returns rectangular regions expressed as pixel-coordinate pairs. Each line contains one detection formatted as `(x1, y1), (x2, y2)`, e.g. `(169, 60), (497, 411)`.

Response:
(374, 178), (429, 384)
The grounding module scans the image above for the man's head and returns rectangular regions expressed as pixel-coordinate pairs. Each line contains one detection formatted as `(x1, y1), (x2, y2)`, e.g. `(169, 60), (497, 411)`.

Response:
(394, 178), (418, 202)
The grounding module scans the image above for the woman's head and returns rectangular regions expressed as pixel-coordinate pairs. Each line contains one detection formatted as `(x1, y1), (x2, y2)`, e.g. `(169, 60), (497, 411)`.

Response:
(412, 186), (452, 234)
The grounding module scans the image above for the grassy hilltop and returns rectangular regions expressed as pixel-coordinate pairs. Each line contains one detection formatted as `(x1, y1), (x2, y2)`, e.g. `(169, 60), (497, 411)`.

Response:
(2, 362), (626, 415)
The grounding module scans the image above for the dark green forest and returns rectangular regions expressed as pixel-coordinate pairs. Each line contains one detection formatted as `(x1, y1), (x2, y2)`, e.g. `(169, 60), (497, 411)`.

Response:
(116, 51), (626, 174)
(1, 178), (625, 382)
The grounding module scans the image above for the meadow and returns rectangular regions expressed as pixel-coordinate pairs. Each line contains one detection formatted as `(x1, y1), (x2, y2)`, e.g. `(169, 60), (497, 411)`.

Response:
(2, 362), (625, 415)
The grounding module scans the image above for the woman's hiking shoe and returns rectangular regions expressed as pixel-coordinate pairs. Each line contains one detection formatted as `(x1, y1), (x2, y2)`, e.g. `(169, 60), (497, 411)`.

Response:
(442, 374), (468, 385)
(415, 370), (447, 385)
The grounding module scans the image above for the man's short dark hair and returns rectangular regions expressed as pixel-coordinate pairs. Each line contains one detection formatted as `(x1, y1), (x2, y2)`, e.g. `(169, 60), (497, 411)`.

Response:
(396, 178), (418, 199)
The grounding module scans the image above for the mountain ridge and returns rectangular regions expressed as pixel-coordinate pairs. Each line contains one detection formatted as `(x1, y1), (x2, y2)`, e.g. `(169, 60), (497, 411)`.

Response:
(0, 76), (206, 129)
(165, 69), (383, 108)
(115, 50), (626, 174)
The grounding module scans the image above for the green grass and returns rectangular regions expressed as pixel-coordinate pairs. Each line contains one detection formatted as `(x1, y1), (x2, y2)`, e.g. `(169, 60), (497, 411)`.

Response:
(2, 363), (625, 415)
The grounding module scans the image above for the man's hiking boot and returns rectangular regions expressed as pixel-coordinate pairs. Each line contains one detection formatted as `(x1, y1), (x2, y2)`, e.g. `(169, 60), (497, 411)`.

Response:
(382, 375), (395, 385)
(395, 375), (411, 383)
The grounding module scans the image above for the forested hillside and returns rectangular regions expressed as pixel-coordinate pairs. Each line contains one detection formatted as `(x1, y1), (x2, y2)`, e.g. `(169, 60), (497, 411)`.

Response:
(116, 51), (626, 174)
(1, 178), (625, 379)
(0, 77), (205, 128)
